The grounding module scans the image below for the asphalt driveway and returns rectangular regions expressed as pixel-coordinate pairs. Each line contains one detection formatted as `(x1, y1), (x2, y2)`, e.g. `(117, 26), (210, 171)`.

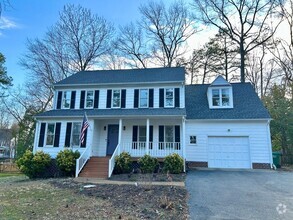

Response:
(186, 169), (293, 220)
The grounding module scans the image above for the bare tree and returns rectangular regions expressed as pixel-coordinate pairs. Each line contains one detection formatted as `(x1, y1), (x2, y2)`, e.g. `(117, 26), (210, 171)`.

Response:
(139, 0), (196, 67)
(193, 0), (283, 83)
(115, 23), (149, 68)
(20, 4), (114, 111)
(0, 0), (11, 17)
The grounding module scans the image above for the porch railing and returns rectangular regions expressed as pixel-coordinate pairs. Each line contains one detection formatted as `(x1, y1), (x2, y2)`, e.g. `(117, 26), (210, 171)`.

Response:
(121, 142), (182, 157)
(75, 146), (91, 177)
(108, 143), (121, 178)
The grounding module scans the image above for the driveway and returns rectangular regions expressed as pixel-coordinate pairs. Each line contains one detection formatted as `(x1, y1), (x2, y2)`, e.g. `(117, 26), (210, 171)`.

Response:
(186, 169), (293, 220)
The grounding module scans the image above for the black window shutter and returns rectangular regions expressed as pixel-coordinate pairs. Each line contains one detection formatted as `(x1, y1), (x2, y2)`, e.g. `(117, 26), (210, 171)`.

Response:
(175, 125), (180, 142)
(121, 89), (126, 108)
(65, 122), (72, 147)
(94, 90), (99, 109)
(53, 122), (61, 147)
(56, 91), (62, 109)
(70, 91), (76, 109)
(80, 90), (85, 109)
(106, 90), (112, 108)
(38, 123), (46, 147)
(159, 126), (164, 142)
(132, 126), (138, 142)
(175, 88), (180, 107)
(149, 126), (153, 142)
(159, 88), (164, 107)
(80, 129), (87, 148)
(134, 89), (139, 108)
(149, 89), (154, 108)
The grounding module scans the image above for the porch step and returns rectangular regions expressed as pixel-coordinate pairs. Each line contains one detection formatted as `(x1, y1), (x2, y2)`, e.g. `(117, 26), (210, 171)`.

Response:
(78, 157), (110, 179)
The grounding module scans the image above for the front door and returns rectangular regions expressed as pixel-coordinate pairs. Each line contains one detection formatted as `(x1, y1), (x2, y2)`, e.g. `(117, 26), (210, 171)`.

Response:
(107, 124), (119, 155)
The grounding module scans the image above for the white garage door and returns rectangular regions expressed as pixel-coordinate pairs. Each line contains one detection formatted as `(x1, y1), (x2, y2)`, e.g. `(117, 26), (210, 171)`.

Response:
(208, 136), (251, 169)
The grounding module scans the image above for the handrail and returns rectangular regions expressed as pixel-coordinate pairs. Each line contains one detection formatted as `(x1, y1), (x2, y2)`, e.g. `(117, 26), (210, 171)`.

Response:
(108, 143), (120, 178)
(75, 146), (91, 177)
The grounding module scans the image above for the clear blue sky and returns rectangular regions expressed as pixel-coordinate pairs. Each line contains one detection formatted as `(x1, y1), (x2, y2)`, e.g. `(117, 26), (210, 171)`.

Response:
(0, 0), (154, 87)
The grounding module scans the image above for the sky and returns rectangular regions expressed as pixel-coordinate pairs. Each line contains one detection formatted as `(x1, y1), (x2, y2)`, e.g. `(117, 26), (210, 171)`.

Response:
(0, 0), (161, 87)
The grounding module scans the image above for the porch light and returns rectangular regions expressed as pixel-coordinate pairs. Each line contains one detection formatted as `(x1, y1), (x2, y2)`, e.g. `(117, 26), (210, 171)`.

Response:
(123, 126), (126, 130)
(104, 126), (107, 131)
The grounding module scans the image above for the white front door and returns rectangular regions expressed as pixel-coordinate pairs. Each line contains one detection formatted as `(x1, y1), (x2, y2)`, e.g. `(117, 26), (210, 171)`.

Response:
(208, 136), (251, 169)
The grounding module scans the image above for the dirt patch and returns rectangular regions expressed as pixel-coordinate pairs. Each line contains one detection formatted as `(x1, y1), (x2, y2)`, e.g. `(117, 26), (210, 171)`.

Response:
(0, 176), (188, 219)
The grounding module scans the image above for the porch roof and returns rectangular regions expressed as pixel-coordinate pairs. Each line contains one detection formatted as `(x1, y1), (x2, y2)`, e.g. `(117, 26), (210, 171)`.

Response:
(35, 108), (186, 119)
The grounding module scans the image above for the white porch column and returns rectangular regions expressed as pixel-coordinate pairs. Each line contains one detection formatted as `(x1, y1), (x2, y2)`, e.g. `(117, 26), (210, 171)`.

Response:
(182, 116), (186, 172)
(33, 121), (40, 154)
(118, 119), (122, 154)
(146, 118), (150, 155)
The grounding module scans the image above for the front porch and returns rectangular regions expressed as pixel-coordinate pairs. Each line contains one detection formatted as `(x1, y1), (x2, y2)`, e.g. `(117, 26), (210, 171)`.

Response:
(76, 117), (186, 178)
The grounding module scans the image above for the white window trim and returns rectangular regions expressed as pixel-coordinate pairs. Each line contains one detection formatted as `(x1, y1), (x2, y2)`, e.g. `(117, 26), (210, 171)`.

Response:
(45, 123), (56, 147)
(164, 88), (175, 108)
(189, 135), (197, 145)
(62, 91), (71, 109)
(164, 125), (175, 143)
(112, 89), (121, 108)
(85, 90), (95, 109)
(139, 89), (149, 108)
(138, 125), (147, 142)
(71, 122), (81, 147)
(208, 87), (233, 109)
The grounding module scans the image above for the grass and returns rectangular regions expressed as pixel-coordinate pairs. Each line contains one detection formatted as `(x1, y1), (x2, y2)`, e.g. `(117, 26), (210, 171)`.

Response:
(0, 173), (23, 178)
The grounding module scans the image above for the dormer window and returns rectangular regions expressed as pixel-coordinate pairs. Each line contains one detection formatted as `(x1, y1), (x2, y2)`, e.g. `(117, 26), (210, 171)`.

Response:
(208, 75), (233, 109)
(212, 88), (230, 107)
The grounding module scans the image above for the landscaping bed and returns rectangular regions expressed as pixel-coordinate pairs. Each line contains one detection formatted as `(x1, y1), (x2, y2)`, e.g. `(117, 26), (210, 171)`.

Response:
(109, 172), (186, 182)
(0, 176), (188, 219)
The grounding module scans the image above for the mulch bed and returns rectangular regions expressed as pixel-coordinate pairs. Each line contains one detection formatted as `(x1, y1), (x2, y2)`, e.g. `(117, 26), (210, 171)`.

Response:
(109, 173), (186, 182)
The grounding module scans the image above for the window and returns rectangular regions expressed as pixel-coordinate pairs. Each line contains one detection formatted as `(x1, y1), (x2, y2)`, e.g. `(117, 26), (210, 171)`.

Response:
(112, 89), (121, 108)
(62, 91), (71, 109)
(138, 126), (146, 142)
(46, 123), (55, 146)
(189, 136), (197, 144)
(139, 89), (148, 108)
(85, 91), (94, 108)
(71, 122), (81, 146)
(211, 88), (231, 108)
(165, 126), (174, 143)
(165, 88), (174, 107)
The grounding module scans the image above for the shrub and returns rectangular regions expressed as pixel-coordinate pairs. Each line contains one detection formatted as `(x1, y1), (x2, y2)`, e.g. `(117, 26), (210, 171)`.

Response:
(56, 149), (80, 176)
(16, 150), (51, 178)
(138, 154), (158, 173)
(114, 152), (132, 174)
(163, 153), (184, 174)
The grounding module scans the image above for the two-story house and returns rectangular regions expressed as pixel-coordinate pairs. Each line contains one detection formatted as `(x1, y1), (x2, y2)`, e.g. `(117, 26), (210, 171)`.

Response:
(33, 67), (273, 178)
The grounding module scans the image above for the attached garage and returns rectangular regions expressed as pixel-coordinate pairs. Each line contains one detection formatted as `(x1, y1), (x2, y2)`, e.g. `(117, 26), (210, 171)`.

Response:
(207, 136), (251, 169)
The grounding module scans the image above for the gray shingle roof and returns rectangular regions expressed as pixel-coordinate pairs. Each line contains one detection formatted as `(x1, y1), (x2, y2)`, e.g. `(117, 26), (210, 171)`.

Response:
(35, 108), (186, 119)
(54, 67), (185, 87)
(185, 83), (271, 120)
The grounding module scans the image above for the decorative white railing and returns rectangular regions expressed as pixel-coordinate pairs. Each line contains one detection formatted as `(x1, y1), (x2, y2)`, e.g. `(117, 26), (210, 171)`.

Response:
(108, 143), (121, 178)
(75, 146), (91, 178)
(121, 142), (182, 158)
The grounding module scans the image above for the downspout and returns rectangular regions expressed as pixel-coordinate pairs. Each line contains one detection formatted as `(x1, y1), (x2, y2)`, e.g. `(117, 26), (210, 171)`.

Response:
(267, 120), (273, 169)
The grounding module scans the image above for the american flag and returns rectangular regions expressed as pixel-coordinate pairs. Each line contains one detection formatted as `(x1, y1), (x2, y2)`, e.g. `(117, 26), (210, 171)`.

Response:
(80, 112), (89, 145)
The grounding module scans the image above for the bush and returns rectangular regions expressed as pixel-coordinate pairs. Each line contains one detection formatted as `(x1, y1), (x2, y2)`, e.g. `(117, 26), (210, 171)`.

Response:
(114, 152), (132, 174)
(138, 154), (158, 173)
(56, 149), (80, 176)
(163, 153), (184, 174)
(16, 150), (51, 178)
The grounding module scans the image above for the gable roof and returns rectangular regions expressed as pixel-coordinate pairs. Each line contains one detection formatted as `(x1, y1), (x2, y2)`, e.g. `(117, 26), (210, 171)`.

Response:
(54, 67), (185, 87)
(185, 83), (270, 120)
(210, 75), (231, 87)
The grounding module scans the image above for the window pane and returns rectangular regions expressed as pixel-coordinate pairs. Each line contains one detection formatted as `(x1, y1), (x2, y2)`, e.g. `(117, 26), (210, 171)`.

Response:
(165, 89), (174, 107)
(63, 91), (71, 108)
(72, 123), (81, 146)
(46, 123), (55, 145)
(139, 126), (146, 142)
(112, 90), (121, 107)
(165, 126), (174, 142)
(139, 89), (148, 108)
(212, 89), (220, 106)
(86, 91), (94, 108)
(166, 89), (173, 98)
(222, 89), (230, 106)
(190, 136), (197, 144)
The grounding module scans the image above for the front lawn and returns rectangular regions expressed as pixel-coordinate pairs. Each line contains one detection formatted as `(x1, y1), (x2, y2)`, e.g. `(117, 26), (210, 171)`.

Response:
(0, 176), (188, 219)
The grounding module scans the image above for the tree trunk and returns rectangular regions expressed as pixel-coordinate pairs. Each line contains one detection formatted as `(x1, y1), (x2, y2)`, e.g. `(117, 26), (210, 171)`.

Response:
(240, 40), (245, 83)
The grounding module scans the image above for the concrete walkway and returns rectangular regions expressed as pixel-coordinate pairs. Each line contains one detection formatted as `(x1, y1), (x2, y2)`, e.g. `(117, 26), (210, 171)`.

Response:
(75, 177), (185, 187)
